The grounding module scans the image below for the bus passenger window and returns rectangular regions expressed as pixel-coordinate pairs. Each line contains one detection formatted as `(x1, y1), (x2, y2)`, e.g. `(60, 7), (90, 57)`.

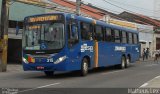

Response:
(95, 26), (103, 41)
(105, 28), (112, 42)
(110, 29), (115, 42)
(128, 33), (133, 44)
(122, 31), (127, 43)
(81, 23), (93, 41)
(68, 20), (79, 48)
(114, 29), (120, 43)
(133, 33), (138, 44)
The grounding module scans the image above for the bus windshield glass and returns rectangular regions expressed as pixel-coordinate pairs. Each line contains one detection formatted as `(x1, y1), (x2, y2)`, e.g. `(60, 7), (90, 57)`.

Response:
(23, 15), (65, 51)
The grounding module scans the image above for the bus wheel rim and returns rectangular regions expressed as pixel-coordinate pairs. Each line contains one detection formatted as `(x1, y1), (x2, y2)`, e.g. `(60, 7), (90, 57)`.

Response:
(127, 58), (130, 65)
(83, 62), (88, 73)
(122, 58), (125, 68)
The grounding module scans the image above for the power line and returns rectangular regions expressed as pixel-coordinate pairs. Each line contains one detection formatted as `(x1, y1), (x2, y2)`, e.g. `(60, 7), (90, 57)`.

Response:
(83, 1), (121, 14)
(107, 0), (160, 13)
(102, 0), (160, 19)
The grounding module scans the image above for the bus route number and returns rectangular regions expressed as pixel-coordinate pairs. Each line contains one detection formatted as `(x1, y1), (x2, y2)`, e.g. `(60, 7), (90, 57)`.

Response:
(47, 58), (53, 62)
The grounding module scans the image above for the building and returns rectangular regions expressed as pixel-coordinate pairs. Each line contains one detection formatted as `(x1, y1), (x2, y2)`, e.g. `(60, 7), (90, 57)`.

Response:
(119, 11), (160, 57)
(0, 0), (49, 63)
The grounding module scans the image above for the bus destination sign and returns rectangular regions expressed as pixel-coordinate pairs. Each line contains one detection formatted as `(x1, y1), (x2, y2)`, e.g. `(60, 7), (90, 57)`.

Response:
(28, 15), (63, 23)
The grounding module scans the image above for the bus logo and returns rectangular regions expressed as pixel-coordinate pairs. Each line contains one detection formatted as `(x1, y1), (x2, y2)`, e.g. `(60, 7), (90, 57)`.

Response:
(81, 44), (93, 52)
(115, 46), (126, 52)
(136, 47), (139, 52)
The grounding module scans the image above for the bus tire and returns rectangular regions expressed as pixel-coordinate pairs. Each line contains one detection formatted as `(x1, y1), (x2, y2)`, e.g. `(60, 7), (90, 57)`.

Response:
(44, 71), (54, 77)
(125, 56), (130, 68)
(119, 56), (126, 69)
(80, 58), (89, 76)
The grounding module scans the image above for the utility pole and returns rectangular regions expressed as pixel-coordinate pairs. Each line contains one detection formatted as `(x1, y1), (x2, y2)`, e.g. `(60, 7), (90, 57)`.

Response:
(0, 0), (9, 72)
(76, 0), (81, 15)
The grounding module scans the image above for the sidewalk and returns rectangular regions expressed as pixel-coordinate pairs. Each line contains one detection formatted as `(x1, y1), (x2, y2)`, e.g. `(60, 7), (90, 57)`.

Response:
(139, 57), (154, 62)
(7, 64), (23, 72)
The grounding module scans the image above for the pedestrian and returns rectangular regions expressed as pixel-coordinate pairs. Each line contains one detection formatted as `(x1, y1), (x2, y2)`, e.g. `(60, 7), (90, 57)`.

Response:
(146, 48), (150, 60)
(142, 48), (146, 61)
(154, 50), (159, 63)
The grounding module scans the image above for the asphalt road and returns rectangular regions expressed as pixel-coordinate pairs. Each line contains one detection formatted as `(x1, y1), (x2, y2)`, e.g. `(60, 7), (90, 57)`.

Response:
(1, 60), (160, 94)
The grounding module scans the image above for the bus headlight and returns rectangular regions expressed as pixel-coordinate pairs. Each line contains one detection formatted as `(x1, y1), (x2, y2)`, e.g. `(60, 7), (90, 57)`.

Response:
(22, 57), (29, 64)
(54, 56), (67, 64)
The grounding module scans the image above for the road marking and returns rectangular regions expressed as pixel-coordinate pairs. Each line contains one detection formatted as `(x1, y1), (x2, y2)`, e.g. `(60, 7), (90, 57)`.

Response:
(155, 76), (160, 79)
(18, 82), (60, 93)
(102, 70), (124, 75)
(139, 75), (160, 88)
(140, 83), (148, 88)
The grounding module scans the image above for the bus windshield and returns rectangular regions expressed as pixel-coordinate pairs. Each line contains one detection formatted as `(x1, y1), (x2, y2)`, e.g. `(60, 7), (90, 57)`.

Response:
(23, 22), (65, 51)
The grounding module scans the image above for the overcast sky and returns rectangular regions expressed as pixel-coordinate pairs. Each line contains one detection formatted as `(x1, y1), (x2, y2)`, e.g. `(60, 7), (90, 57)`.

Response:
(69, 0), (159, 19)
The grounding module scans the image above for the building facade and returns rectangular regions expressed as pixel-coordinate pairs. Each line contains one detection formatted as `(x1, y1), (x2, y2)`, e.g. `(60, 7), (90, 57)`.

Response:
(137, 24), (154, 57)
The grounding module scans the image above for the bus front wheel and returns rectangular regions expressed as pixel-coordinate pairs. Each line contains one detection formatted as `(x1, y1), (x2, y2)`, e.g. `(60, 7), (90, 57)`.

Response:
(44, 71), (54, 77)
(80, 58), (89, 76)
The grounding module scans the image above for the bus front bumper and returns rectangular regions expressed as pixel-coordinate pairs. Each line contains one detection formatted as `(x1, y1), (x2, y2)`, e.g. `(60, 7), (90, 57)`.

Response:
(22, 62), (67, 71)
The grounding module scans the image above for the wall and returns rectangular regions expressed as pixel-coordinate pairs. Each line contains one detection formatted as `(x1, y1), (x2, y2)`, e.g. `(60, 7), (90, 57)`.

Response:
(153, 33), (160, 50)
(137, 24), (154, 57)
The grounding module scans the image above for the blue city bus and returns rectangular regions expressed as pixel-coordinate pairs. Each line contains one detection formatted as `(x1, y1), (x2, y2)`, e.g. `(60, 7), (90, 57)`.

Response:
(22, 13), (140, 76)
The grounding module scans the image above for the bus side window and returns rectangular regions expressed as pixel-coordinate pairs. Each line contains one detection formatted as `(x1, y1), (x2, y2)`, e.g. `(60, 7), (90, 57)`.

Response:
(133, 33), (138, 44)
(81, 22), (93, 41)
(111, 29), (115, 42)
(128, 33), (133, 44)
(68, 19), (79, 48)
(105, 28), (112, 42)
(95, 26), (103, 41)
(122, 31), (127, 44)
(114, 29), (121, 43)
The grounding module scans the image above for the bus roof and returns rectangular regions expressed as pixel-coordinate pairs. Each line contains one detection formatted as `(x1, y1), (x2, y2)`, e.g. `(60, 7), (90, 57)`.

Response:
(24, 12), (138, 34)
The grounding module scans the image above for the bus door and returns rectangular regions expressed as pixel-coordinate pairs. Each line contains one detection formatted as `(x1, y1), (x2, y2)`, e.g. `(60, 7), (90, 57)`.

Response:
(80, 22), (94, 67)
(94, 26), (106, 67)
(132, 33), (140, 61)
(67, 19), (81, 70)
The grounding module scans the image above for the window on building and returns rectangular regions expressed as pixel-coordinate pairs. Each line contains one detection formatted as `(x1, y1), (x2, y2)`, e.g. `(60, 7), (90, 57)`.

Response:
(122, 31), (127, 43)
(9, 20), (16, 28)
(9, 20), (23, 29)
(81, 22), (93, 41)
